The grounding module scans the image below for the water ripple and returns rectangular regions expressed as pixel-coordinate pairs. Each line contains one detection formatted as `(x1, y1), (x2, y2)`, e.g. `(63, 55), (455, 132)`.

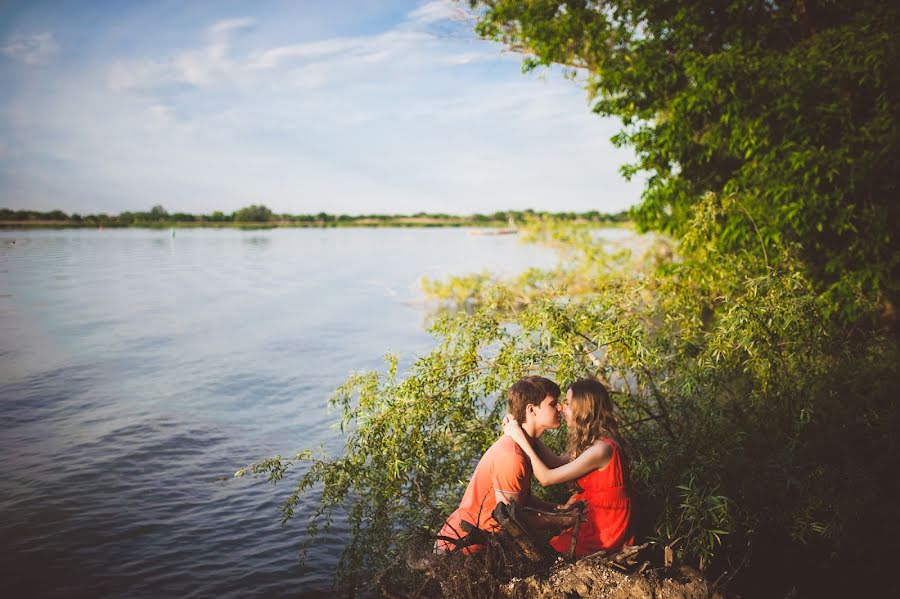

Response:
(0, 228), (561, 597)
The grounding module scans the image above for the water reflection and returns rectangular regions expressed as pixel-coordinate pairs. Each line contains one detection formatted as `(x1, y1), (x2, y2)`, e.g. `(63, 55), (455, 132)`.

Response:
(242, 236), (272, 247)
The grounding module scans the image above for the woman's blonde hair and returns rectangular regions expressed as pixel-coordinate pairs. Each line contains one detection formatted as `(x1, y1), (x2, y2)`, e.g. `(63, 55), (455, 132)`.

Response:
(566, 378), (625, 458)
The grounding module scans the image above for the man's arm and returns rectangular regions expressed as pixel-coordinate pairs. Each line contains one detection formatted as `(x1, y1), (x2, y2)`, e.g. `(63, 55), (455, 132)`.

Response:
(492, 444), (533, 507)
(495, 488), (563, 512)
(497, 490), (575, 533)
(495, 489), (522, 506)
(525, 494), (561, 512)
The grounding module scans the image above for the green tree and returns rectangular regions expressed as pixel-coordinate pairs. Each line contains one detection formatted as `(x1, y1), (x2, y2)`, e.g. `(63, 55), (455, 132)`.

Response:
(149, 204), (168, 220)
(471, 0), (900, 309)
(233, 204), (274, 222)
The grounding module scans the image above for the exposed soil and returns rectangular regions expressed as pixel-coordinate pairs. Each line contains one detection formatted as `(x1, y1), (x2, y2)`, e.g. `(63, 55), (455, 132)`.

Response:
(502, 555), (720, 599)
(403, 539), (724, 599)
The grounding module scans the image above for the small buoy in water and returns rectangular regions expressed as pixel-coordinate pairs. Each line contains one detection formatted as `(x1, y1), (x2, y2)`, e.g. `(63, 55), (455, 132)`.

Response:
(99, 224), (103, 231)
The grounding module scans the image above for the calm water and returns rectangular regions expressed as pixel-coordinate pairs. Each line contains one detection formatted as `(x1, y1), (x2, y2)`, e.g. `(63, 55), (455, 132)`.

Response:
(0, 227), (560, 598)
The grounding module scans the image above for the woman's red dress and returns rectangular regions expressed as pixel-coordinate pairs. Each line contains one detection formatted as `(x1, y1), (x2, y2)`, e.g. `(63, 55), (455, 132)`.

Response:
(550, 437), (633, 557)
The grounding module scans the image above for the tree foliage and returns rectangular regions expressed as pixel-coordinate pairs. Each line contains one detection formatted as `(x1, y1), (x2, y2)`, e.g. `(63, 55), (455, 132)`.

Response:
(471, 0), (900, 309)
(242, 210), (898, 596)
(232, 204), (275, 223)
(1, 207), (626, 228)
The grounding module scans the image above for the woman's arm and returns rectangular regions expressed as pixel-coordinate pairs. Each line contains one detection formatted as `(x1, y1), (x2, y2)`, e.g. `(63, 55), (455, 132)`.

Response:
(502, 414), (569, 468)
(503, 418), (612, 486)
(532, 437), (570, 469)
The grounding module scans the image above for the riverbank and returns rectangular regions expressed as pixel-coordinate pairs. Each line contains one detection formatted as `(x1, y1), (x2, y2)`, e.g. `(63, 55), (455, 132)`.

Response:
(0, 218), (635, 230)
(0, 206), (632, 230)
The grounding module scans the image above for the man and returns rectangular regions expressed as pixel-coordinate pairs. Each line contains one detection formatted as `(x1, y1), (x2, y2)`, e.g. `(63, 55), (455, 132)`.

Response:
(436, 375), (564, 553)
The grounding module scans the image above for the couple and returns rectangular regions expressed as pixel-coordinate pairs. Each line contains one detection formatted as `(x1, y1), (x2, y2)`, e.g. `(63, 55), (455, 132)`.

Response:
(437, 375), (633, 557)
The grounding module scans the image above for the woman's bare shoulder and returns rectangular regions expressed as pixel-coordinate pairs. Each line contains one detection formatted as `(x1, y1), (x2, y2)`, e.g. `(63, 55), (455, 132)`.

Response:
(589, 439), (613, 456)
(584, 439), (614, 469)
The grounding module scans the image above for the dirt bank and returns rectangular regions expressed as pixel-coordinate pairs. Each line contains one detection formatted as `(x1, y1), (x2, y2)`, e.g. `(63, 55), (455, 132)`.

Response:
(502, 554), (721, 599)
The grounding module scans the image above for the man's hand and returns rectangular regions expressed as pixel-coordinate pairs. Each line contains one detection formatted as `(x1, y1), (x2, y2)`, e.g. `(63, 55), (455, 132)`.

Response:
(555, 499), (586, 514)
(521, 505), (583, 531)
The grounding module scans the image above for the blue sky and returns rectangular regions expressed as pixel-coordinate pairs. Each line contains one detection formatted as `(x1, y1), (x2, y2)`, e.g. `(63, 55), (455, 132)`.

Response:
(0, 0), (644, 216)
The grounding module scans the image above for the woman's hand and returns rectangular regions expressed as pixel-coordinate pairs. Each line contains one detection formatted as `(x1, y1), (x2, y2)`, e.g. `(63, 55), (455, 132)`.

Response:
(502, 414), (527, 444)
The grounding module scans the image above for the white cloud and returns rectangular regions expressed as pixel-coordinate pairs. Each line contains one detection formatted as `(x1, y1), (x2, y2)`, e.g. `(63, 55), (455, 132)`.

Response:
(107, 58), (170, 92)
(248, 31), (430, 71)
(1, 32), (57, 65)
(106, 18), (484, 97)
(107, 18), (256, 91)
(208, 18), (255, 37)
(250, 38), (360, 69)
(106, 4), (481, 94)
(2, 4), (643, 215)
(439, 52), (483, 66)
(407, 1), (470, 25)
(148, 103), (175, 121)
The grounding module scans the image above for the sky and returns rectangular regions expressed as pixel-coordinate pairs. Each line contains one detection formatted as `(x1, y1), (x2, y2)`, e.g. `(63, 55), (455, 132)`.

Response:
(0, 0), (644, 216)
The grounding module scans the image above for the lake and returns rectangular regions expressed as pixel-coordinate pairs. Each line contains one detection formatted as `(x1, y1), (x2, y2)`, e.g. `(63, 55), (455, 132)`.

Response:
(0, 227), (562, 598)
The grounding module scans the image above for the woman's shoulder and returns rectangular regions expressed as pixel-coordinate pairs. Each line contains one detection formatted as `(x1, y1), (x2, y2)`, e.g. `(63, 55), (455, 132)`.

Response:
(582, 439), (615, 470)
(593, 437), (615, 452)
(581, 438), (613, 459)
(599, 436), (626, 453)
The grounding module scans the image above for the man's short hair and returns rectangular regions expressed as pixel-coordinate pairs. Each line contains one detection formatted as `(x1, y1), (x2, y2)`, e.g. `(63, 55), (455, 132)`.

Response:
(507, 376), (560, 422)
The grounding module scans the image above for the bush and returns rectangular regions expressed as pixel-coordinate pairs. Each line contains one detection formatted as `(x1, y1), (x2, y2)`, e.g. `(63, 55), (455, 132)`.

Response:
(243, 210), (898, 596)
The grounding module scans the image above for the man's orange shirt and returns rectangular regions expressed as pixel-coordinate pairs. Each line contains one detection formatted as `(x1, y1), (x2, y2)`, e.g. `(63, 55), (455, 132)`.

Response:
(437, 435), (532, 553)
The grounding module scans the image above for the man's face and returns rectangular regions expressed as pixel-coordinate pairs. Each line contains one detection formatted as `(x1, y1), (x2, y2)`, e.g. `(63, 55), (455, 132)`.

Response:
(530, 394), (561, 433)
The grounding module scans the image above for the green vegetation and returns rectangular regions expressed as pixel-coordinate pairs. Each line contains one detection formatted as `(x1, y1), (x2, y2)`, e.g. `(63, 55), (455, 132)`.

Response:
(232, 204), (274, 223)
(473, 0), (899, 313)
(0, 206), (629, 229)
(238, 1), (899, 597)
(242, 215), (897, 596)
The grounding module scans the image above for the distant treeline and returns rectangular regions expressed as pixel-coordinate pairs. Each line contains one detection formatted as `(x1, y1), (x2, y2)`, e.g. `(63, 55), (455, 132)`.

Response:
(0, 204), (630, 227)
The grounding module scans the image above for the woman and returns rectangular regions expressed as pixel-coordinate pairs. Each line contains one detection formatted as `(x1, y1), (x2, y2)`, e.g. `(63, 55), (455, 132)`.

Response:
(503, 378), (633, 557)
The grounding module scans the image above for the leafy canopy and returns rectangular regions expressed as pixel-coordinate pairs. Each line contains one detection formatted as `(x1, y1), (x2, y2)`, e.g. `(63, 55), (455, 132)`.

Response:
(232, 204), (274, 223)
(472, 0), (900, 309)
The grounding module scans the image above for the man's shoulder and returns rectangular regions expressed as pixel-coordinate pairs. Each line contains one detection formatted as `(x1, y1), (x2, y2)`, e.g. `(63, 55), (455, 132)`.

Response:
(484, 435), (531, 488)
(483, 435), (527, 462)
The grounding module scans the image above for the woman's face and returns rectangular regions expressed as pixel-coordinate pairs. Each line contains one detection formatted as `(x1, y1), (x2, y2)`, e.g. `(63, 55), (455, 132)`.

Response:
(562, 388), (574, 425)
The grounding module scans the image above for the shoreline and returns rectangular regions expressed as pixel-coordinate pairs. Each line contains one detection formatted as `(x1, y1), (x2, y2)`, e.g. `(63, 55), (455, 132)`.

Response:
(0, 220), (634, 230)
